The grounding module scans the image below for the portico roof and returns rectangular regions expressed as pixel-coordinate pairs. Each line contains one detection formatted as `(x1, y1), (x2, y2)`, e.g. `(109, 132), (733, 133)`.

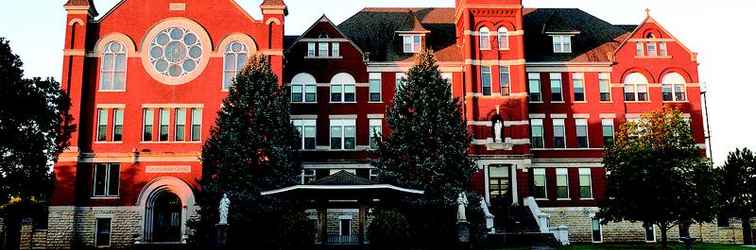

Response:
(260, 170), (424, 197)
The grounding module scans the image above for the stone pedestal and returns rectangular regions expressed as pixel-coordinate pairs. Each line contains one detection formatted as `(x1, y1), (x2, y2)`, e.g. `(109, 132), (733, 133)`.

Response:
(215, 224), (228, 249)
(457, 221), (470, 249)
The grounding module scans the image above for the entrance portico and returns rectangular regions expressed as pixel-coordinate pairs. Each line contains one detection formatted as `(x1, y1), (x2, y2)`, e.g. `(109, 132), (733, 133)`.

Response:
(261, 171), (423, 246)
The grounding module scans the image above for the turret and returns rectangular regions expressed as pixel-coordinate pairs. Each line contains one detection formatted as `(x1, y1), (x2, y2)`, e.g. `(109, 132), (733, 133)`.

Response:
(260, 0), (287, 83)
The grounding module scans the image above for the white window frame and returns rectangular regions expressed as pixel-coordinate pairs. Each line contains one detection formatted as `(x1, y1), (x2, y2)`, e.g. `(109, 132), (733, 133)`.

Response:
(330, 73), (356, 103)
(158, 108), (170, 141)
(575, 118), (589, 148)
(369, 118), (382, 149)
(644, 224), (657, 243)
(579, 168), (593, 199)
(302, 169), (316, 184)
(497, 27), (509, 50)
(530, 119), (544, 148)
(659, 42), (668, 56)
(330, 119), (356, 150)
(174, 108), (186, 142)
(331, 42), (340, 57)
(307, 43), (316, 57)
(624, 73), (649, 102)
(190, 108), (202, 142)
(601, 118), (615, 146)
(222, 41), (249, 90)
(572, 73), (586, 102)
(291, 73), (318, 103)
(293, 119), (317, 150)
(369, 73), (382, 102)
(479, 27), (491, 50)
(142, 108), (153, 142)
(552, 35), (572, 53)
(646, 42), (657, 56)
(92, 163), (119, 197)
(636, 42), (644, 57)
(99, 41), (127, 92)
(591, 217), (603, 243)
(318, 42), (329, 57)
(395, 73), (407, 93)
(556, 168), (569, 199)
(481, 66), (492, 96)
(95, 216), (113, 248)
(662, 72), (687, 102)
(533, 168), (547, 199)
(500, 66), (510, 96)
(403, 35), (422, 53)
(599, 73), (611, 102)
(112, 109), (124, 142)
(528, 73), (542, 103)
(553, 119), (566, 148)
(550, 73), (563, 102)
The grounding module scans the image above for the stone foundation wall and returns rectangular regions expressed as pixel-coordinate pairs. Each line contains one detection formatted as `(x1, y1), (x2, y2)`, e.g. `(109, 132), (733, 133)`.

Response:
(541, 207), (746, 244)
(47, 206), (142, 249)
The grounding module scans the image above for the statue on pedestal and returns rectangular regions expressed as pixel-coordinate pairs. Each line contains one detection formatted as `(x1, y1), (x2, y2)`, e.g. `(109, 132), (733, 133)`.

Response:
(479, 198), (496, 234)
(494, 119), (503, 143)
(218, 193), (230, 225)
(456, 192), (468, 223)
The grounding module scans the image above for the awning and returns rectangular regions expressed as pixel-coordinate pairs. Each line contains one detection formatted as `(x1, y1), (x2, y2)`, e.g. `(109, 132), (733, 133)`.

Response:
(261, 170), (424, 198)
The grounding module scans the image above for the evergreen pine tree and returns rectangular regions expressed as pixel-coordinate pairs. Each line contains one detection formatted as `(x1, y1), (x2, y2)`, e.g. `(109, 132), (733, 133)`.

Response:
(197, 55), (308, 248)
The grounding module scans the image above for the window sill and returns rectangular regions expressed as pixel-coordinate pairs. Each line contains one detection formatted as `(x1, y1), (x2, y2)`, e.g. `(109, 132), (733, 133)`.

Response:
(292, 102), (318, 104)
(499, 48), (510, 51)
(599, 101), (613, 104)
(624, 101), (652, 103)
(98, 90), (127, 93)
(529, 101), (544, 104)
(535, 198), (549, 201)
(551, 101), (565, 104)
(367, 101), (383, 104)
(329, 102), (358, 104)
(305, 56), (344, 59)
(556, 198), (571, 201)
(91, 196), (119, 200)
(140, 141), (202, 144)
(94, 141), (123, 144)
(580, 198), (595, 201)
(635, 56), (672, 59)
(573, 101), (588, 104)
(662, 100), (688, 103)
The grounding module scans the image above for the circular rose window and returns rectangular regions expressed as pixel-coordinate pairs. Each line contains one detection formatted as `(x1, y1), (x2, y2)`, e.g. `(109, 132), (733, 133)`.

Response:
(149, 27), (203, 78)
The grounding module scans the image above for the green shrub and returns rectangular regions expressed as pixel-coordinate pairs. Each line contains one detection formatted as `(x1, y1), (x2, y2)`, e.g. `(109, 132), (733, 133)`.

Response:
(368, 208), (411, 250)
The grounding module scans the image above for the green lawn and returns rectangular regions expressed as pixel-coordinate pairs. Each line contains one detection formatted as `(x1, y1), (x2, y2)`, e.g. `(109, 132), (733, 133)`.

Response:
(556, 243), (752, 250)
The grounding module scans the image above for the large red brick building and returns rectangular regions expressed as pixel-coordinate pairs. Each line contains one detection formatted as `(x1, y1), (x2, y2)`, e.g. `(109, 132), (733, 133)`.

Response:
(48, 0), (737, 248)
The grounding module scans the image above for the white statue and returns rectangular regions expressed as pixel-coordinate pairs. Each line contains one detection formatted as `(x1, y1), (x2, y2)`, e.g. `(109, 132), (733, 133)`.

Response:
(457, 192), (468, 223)
(218, 193), (230, 225)
(480, 198), (495, 234)
(494, 120), (503, 143)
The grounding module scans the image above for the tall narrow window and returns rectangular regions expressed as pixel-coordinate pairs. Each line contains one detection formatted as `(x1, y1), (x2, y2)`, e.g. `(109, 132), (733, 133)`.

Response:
(174, 108), (185, 141)
(97, 108), (108, 142)
(528, 73), (542, 102)
(100, 41), (127, 91)
(307, 43), (316, 57)
(647, 42), (657, 56)
(531, 119), (544, 148)
(573, 73), (585, 102)
(479, 27), (491, 50)
(579, 168), (593, 199)
(396, 73), (407, 93)
(159, 108), (169, 141)
(599, 73), (611, 102)
(489, 165), (511, 200)
(602, 119), (614, 146)
(500, 66), (510, 96)
(403, 35), (422, 53)
(636, 42), (644, 57)
(481, 66), (492, 96)
(550, 73), (563, 102)
(644, 223), (657, 242)
(659, 42), (668, 56)
(330, 119), (356, 150)
(143, 109), (153, 141)
(293, 120), (316, 150)
(291, 73), (317, 103)
(318, 42), (329, 57)
(556, 168), (569, 199)
(331, 73), (356, 103)
(331, 42), (340, 57)
(662, 72), (687, 102)
(369, 73), (382, 102)
(191, 108), (202, 142)
(553, 119), (566, 148)
(497, 27), (509, 50)
(624, 73), (649, 102)
(591, 217), (602, 243)
(93, 163), (119, 196)
(95, 217), (112, 247)
(533, 168), (547, 199)
(552, 35), (572, 53)
(223, 41), (248, 90)
(112, 109), (123, 142)
(369, 118), (382, 149)
(576, 119), (589, 148)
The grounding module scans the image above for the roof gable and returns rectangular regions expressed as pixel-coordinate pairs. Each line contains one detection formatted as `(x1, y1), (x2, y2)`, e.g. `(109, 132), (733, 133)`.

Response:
(612, 10), (697, 62)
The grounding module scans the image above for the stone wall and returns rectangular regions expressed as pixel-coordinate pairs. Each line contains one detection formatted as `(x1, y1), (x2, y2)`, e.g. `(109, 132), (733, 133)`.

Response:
(541, 207), (746, 244)
(47, 206), (142, 249)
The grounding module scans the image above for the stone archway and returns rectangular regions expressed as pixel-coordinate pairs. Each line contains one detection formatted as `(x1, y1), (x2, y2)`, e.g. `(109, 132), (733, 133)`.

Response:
(136, 177), (196, 243)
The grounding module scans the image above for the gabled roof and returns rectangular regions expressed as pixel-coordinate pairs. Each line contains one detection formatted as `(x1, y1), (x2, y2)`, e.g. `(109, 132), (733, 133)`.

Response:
(403, 11), (430, 33)
(311, 170), (376, 186)
(612, 9), (697, 62)
(285, 15), (365, 56)
(64, 0), (98, 16)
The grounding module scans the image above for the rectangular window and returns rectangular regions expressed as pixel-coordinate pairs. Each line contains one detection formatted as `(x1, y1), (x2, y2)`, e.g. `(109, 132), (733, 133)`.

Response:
(191, 108), (202, 142)
(659, 42), (668, 56)
(647, 42), (657, 56)
(291, 84), (303, 102)
(331, 42), (340, 57)
(159, 108), (169, 141)
(369, 118), (382, 149)
(307, 43), (316, 57)
(318, 42), (329, 57)
(112, 109), (123, 142)
(369, 73), (381, 102)
(644, 224), (656, 242)
(302, 169), (316, 184)
(636, 42), (644, 57)
(576, 119), (589, 148)
(95, 218), (112, 247)
(93, 163), (119, 196)
(528, 73), (542, 102)
(602, 119), (614, 146)
(293, 120), (316, 150)
(174, 108), (185, 141)
(591, 217), (602, 243)
(553, 119), (566, 148)
(573, 73), (585, 102)
(396, 73), (407, 93)
(489, 165), (511, 200)
(305, 84), (317, 103)
(530, 119), (544, 148)
(330, 119), (356, 150)
(533, 168), (547, 199)
(500, 66), (510, 96)
(344, 84), (355, 102)
(579, 168), (593, 199)
(97, 108), (108, 142)
(331, 84), (343, 102)
(552, 35), (572, 53)
(403, 35), (421, 53)
(143, 109), (153, 141)
(369, 168), (379, 181)
(599, 73), (611, 102)
(556, 168), (569, 199)
(550, 73), (563, 102)
(481, 66), (492, 96)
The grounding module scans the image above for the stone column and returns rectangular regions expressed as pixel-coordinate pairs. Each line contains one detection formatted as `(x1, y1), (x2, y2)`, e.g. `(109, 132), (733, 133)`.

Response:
(358, 204), (367, 245)
(318, 207), (327, 244)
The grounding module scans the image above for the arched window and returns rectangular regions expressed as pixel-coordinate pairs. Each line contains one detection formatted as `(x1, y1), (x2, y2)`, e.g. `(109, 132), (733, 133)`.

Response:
(479, 27), (491, 50)
(291, 73), (317, 103)
(497, 27), (509, 50)
(623, 72), (649, 102)
(222, 41), (248, 90)
(330, 73), (356, 103)
(100, 41), (127, 91)
(662, 72), (687, 102)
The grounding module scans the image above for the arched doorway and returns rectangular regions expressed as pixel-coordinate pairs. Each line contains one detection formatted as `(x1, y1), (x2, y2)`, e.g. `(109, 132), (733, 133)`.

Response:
(151, 191), (182, 242)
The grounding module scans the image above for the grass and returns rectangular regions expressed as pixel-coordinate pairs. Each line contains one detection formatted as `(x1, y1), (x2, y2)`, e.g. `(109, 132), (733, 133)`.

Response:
(555, 243), (753, 250)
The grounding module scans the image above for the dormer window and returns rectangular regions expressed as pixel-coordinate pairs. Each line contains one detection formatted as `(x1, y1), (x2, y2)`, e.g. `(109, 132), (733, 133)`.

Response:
(403, 35), (422, 53)
(552, 35), (572, 53)
(479, 27), (491, 50)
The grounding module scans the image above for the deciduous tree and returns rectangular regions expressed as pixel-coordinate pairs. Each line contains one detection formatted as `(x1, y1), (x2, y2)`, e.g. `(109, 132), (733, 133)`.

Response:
(719, 148), (755, 245)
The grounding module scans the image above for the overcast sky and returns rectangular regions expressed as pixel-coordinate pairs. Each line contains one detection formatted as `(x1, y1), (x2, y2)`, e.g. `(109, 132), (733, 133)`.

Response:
(0, 0), (753, 165)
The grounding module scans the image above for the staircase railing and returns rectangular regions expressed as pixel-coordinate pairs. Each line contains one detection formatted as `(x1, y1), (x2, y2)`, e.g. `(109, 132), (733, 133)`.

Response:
(524, 197), (550, 233)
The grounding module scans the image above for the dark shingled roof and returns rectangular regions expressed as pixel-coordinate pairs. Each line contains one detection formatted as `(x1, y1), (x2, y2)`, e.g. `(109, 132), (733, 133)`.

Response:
(335, 7), (634, 63)
(310, 170), (376, 186)
(284, 35), (299, 50)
